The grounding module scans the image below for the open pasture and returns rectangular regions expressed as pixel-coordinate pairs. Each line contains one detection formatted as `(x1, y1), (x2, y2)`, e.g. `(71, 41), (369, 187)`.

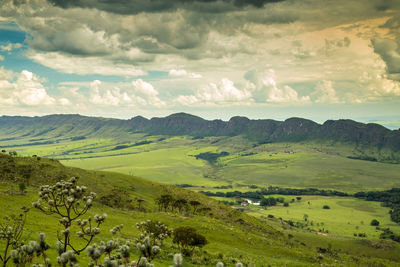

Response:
(250, 195), (400, 239)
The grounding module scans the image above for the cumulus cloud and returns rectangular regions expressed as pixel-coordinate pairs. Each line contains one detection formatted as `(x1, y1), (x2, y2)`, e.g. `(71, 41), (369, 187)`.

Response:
(87, 79), (165, 107)
(311, 80), (341, 103)
(372, 38), (400, 80)
(30, 52), (145, 77)
(169, 69), (202, 78)
(245, 69), (310, 103)
(169, 69), (187, 76)
(131, 79), (165, 107)
(90, 80), (131, 106)
(175, 78), (252, 105)
(0, 42), (22, 52)
(0, 68), (55, 106)
(1, 0), (400, 115)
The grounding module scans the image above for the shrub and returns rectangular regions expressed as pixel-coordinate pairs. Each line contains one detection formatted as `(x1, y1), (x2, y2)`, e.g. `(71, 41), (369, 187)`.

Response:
(32, 177), (106, 254)
(173, 226), (208, 255)
(0, 208), (29, 266)
(322, 205), (330, 209)
(370, 219), (380, 226)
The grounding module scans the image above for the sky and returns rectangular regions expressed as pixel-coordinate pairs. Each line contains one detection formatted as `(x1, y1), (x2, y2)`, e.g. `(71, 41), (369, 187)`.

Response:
(0, 0), (399, 127)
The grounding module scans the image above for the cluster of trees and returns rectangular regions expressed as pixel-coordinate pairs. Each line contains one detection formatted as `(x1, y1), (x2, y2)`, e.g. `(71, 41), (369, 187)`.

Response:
(379, 228), (400, 242)
(354, 188), (400, 224)
(199, 190), (265, 200)
(194, 152), (229, 164)
(260, 197), (285, 207)
(155, 194), (210, 215)
(0, 151), (35, 194)
(200, 186), (348, 200)
(112, 141), (152, 151)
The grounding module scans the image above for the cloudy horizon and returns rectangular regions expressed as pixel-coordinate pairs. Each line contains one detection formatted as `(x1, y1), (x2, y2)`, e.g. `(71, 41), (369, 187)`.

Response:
(0, 0), (399, 128)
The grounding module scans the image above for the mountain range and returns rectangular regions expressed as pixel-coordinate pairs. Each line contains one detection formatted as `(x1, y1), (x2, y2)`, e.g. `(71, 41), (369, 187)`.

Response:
(0, 113), (399, 153)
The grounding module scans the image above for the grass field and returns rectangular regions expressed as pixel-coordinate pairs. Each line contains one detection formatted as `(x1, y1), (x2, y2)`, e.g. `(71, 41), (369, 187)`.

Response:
(1, 151), (400, 266)
(4, 136), (400, 192)
(2, 161), (400, 266)
(247, 195), (400, 239)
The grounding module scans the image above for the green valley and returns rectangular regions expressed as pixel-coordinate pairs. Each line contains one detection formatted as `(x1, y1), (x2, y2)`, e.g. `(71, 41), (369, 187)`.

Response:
(1, 113), (400, 266)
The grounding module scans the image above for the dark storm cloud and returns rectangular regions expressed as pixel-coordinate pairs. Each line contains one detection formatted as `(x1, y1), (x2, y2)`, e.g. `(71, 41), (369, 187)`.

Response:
(47, 0), (284, 14)
(372, 16), (400, 80)
(373, 0), (400, 11)
(372, 38), (400, 79)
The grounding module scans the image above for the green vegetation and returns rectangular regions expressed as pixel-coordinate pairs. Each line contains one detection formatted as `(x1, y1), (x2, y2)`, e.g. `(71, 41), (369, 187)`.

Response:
(249, 195), (400, 239)
(1, 154), (400, 265)
(3, 136), (400, 192)
(1, 113), (400, 265)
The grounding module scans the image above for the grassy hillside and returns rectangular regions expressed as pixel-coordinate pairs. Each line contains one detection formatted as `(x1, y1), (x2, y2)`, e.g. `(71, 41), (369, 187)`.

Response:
(1, 113), (399, 163)
(4, 136), (400, 192)
(1, 153), (400, 266)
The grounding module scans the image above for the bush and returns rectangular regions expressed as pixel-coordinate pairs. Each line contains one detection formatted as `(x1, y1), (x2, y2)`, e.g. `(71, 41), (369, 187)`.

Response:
(283, 203), (289, 207)
(322, 205), (330, 209)
(173, 226), (208, 254)
(370, 219), (380, 226)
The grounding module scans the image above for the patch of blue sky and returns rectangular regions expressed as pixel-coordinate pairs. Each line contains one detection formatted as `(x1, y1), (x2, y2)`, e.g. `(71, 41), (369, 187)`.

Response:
(0, 25), (167, 86)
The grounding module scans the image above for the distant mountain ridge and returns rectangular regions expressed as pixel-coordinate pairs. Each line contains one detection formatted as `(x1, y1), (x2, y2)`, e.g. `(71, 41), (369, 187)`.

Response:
(0, 112), (399, 152)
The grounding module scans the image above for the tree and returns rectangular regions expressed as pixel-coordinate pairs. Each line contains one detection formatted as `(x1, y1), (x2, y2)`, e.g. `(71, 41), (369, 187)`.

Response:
(136, 198), (145, 211)
(156, 194), (174, 212)
(296, 197), (302, 201)
(9, 233), (51, 267)
(173, 199), (187, 213)
(32, 177), (106, 255)
(189, 200), (201, 214)
(322, 205), (330, 209)
(0, 208), (29, 267)
(18, 183), (26, 194)
(135, 220), (172, 264)
(136, 220), (173, 245)
(173, 226), (208, 255)
(370, 219), (380, 226)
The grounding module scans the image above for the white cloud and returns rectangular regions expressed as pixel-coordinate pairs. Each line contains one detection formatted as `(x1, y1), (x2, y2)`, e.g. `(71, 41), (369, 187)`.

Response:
(86, 79), (165, 108)
(311, 80), (341, 104)
(246, 69), (310, 103)
(0, 55), (4, 61)
(0, 43), (22, 52)
(58, 98), (71, 106)
(131, 79), (165, 107)
(175, 78), (252, 106)
(30, 52), (145, 77)
(169, 69), (202, 79)
(169, 69), (187, 76)
(89, 80), (132, 106)
(0, 68), (55, 106)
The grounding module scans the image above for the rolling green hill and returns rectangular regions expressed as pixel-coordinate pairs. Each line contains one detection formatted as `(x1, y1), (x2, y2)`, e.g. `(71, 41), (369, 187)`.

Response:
(1, 153), (400, 266)
(1, 113), (399, 163)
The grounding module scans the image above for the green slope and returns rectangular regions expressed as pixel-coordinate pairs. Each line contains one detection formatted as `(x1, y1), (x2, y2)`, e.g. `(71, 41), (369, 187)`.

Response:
(1, 113), (399, 162)
(5, 136), (400, 192)
(1, 153), (400, 266)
